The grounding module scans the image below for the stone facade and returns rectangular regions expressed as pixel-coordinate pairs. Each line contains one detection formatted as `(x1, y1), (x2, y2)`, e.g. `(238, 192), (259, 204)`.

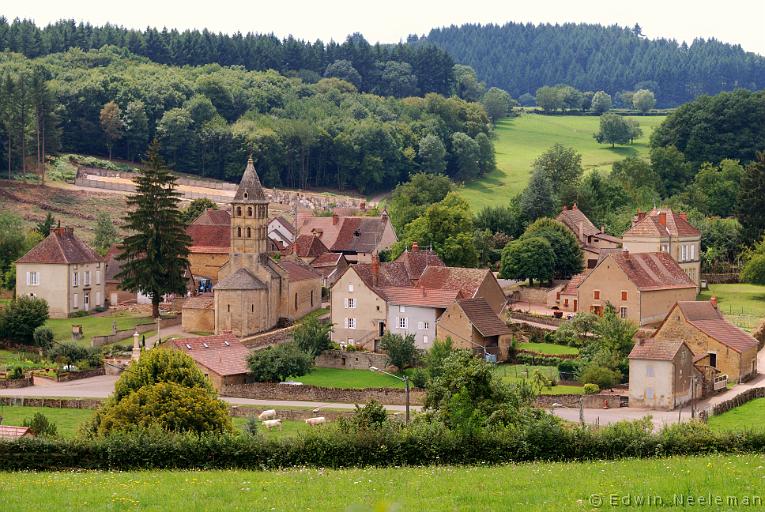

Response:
(628, 343), (698, 410)
(221, 382), (425, 405)
(315, 349), (390, 370)
(330, 266), (387, 350)
(188, 252), (229, 283)
(182, 307), (214, 333)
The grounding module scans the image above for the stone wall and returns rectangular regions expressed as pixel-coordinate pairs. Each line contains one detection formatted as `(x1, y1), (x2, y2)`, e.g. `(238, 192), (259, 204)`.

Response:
(91, 316), (182, 347)
(709, 387), (765, 417)
(221, 382), (425, 406)
(0, 377), (33, 389)
(315, 350), (389, 370)
(241, 325), (296, 349)
(534, 393), (626, 409)
(507, 311), (563, 328)
(513, 282), (565, 306)
(228, 406), (354, 422)
(0, 396), (104, 409)
(56, 368), (105, 382)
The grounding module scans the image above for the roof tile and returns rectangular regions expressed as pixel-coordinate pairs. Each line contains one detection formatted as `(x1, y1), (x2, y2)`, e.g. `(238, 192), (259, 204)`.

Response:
(17, 227), (101, 265)
(457, 298), (511, 336)
(171, 334), (250, 376)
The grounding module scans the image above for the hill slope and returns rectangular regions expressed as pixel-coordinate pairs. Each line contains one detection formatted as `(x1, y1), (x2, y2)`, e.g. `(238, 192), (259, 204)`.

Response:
(425, 22), (765, 106)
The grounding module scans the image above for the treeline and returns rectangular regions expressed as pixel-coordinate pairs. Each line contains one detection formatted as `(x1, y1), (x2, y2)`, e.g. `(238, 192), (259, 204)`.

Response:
(0, 47), (494, 193)
(0, 17), (454, 96)
(423, 22), (765, 106)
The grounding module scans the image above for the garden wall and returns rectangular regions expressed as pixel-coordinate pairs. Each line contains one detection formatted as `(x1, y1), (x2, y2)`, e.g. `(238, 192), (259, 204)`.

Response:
(221, 382), (426, 406)
(534, 393), (625, 409)
(0, 377), (33, 389)
(708, 387), (765, 418)
(508, 311), (563, 328)
(241, 325), (296, 350)
(91, 317), (182, 347)
(0, 397), (103, 409)
(315, 350), (389, 370)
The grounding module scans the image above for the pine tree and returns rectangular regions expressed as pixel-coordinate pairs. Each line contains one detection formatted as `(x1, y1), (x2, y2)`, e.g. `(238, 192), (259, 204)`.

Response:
(116, 140), (191, 318)
(35, 212), (55, 237)
(737, 152), (765, 245)
(93, 212), (119, 256)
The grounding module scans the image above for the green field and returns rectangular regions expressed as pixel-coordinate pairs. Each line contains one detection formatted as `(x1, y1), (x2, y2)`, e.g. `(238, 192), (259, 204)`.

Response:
(698, 283), (765, 331)
(708, 399), (765, 432)
(459, 114), (666, 209)
(493, 364), (584, 395)
(518, 342), (579, 355)
(44, 311), (155, 347)
(1, 454), (762, 511)
(295, 367), (406, 389)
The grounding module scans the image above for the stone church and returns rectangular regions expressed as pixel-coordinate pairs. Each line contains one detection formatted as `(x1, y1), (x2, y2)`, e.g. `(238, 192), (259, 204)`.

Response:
(209, 158), (322, 337)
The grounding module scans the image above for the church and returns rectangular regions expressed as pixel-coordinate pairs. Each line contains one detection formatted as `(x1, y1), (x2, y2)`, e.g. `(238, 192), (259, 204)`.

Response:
(184, 158), (322, 337)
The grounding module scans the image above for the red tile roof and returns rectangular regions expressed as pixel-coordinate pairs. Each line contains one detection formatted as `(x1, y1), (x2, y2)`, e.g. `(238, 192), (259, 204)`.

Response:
(183, 293), (214, 310)
(557, 205), (598, 239)
(629, 338), (686, 361)
(331, 217), (390, 253)
(187, 224), (230, 254)
(17, 227), (101, 265)
(380, 286), (460, 308)
(296, 214), (343, 247)
(311, 252), (344, 268)
(395, 248), (444, 281)
(624, 209), (700, 239)
(192, 208), (231, 226)
(293, 234), (328, 259)
(608, 252), (696, 291)
(418, 266), (490, 298)
(0, 425), (32, 439)
(561, 272), (589, 296)
(171, 334), (250, 376)
(457, 298), (511, 337)
(279, 259), (321, 282)
(353, 261), (413, 289)
(676, 301), (758, 353)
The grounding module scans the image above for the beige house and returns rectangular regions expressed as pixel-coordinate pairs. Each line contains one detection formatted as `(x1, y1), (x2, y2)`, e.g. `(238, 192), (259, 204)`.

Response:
(436, 298), (512, 359)
(560, 251), (697, 326)
(653, 300), (758, 383)
(186, 208), (232, 283)
(557, 204), (622, 269)
(181, 293), (214, 333)
(16, 227), (105, 318)
(168, 334), (252, 390)
(622, 208), (701, 288)
(628, 338), (702, 410)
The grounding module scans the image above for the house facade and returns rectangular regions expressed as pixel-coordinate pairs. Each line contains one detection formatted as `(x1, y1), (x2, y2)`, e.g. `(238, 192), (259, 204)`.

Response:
(382, 287), (459, 349)
(436, 298), (512, 358)
(268, 215), (296, 249)
(16, 227), (105, 318)
(628, 338), (702, 410)
(186, 208), (231, 283)
(331, 264), (388, 349)
(557, 204), (622, 269)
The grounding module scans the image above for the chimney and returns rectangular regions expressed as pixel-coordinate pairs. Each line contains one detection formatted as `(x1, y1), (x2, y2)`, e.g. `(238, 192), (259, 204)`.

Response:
(679, 212), (687, 221)
(658, 212), (667, 226)
(371, 254), (380, 287)
(412, 241), (419, 252)
(332, 213), (339, 226)
(623, 249), (629, 258)
(360, 201), (366, 211)
(561, 205), (568, 212)
(572, 202), (578, 210)
(710, 296), (718, 309)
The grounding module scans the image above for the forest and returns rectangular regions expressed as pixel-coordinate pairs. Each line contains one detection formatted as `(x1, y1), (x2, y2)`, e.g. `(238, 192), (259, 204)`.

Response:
(424, 22), (765, 106)
(0, 46), (495, 193)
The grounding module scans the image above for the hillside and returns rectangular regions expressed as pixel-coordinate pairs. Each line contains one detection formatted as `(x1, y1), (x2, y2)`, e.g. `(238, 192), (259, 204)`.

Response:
(424, 22), (765, 105)
(458, 114), (666, 210)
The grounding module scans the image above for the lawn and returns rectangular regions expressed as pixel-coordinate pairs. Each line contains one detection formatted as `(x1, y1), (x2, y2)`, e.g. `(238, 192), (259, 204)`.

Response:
(698, 283), (765, 331)
(459, 113), (666, 209)
(1, 454), (762, 511)
(708, 398), (765, 432)
(44, 311), (155, 347)
(295, 367), (406, 389)
(517, 342), (579, 355)
(493, 364), (584, 395)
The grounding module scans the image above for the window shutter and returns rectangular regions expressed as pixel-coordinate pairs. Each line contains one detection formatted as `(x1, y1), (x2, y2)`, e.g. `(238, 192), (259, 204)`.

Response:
(26, 272), (30, 286)
(344, 298), (348, 309)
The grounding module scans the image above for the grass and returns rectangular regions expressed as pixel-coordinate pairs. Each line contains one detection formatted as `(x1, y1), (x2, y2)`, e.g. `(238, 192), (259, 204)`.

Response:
(708, 398), (765, 432)
(517, 342), (579, 355)
(44, 311), (155, 347)
(295, 367), (406, 389)
(698, 283), (765, 331)
(0, 454), (762, 511)
(459, 113), (666, 209)
(493, 364), (584, 395)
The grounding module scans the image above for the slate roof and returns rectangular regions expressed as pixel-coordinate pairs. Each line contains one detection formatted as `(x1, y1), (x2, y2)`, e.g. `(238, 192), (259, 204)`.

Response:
(187, 224), (230, 253)
(183, 293), (214, 310)
(171, 334), (250, 376)
(624, 209), (700, 239)
(331, 217), (389, 253)
(629, 338), (686, 361)
(457, 298), (511, 337)
(17, 227), (101, 265)
(675, 301), (758, 353)
(418, 267), (490, 298)
(557, 205), (599, 239)
(380, 286), (460, 308)
(0, 425), (32, 440)
(192, 208), (231, 226)
(214, 268), (267, 290)
(233, 158), (267, 203)
(279, 259), (321, 282)
(608, 252), (696, 291)
(293, 234), (328, 259)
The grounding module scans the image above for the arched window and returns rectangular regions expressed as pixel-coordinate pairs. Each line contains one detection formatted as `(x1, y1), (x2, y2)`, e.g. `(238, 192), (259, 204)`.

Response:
(247, 207), (253, 217)
(236, 206), (242, 217)
(246, 227), (251, 238)
(237, 226), (242, 237)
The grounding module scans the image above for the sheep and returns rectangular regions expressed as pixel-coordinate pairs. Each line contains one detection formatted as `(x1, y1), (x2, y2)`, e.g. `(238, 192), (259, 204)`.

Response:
(258, 409), (276, 421)
(305, 416), (327, 427)
(262, 419), (282, 430)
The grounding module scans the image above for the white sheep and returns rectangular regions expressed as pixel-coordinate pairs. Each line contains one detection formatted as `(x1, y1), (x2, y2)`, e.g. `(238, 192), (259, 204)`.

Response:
(305, 416), (327, 427)
(258, 409), (276, 421)
(262, 419), (282, 430)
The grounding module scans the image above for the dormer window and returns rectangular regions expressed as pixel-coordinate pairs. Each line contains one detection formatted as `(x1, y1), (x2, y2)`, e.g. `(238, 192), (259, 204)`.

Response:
(244, 192), (248, 199)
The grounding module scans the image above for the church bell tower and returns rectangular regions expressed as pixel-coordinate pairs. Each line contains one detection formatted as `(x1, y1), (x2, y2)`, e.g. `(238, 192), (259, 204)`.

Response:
(230, 157), (269, 255)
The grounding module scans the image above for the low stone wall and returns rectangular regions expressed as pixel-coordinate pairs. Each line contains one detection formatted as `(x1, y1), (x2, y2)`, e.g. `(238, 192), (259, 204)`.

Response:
(535, 393), (625, 409)
(515, 349), (578, 360)
(228, 406), (353, 421)
(701, 273), (739, 284)
(222, 382), (425, 406)
(91, 316), (182, 347)
(56, 368), (106, 382)
(508, 311), (563, 327)
(241, 325), (296, 350)
(709, 387), (765, 417)
(315, 350), (389, 370)
(0, 397), (104, 409)
(0, 377), (33, 389)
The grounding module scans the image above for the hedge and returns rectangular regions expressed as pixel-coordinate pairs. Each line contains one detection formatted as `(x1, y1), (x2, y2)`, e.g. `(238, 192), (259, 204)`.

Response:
(1, 420), (764, 471)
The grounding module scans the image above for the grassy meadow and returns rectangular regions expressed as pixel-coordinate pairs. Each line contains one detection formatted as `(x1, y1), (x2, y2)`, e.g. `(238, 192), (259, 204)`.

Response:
(294, 367), (407, 389)
(1, 454), (762, 511)
(493, 364), (584, 395)
(459, 113), (666, 209)
(708, 399), (765, 432)
(44, 311), (156, 348)
(517, 342), (579, 355)
(698, 283), (765, 331)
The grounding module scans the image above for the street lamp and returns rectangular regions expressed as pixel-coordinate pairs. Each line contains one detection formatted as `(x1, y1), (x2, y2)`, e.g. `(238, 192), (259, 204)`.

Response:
(369, 366), (410, 425)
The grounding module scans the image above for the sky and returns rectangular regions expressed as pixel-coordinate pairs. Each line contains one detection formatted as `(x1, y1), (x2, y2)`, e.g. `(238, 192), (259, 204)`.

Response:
(4, 0), (765, 55)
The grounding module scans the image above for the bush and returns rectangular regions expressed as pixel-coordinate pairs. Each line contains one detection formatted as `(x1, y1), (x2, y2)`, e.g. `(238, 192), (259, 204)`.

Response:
(293, 315), (332, 357)
(243, 416), (259, 437)
(32, 326), (54, 350)
(48, 343), (103, 368)
(410, 368), (428, 389)
(579, 365), (621, 389)
(379, 332), (419, 371)
(113, 349), (214, 402)
(339, 400), (390, 433)
(583, 383), (600, 395)
(247, 342), (314, 382)
(22, 412), (58, 437)
(8, 366), (24, 379)
(67, 310), (90, 318)
(513, 353), (562, 367)
(0, 296), (49, 343)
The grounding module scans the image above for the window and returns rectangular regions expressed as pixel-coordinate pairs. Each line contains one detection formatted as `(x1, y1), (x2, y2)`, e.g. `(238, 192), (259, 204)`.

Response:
(26, 272), (39, 286)
(251, 304), (254, 313)
(95, 270), (101, 285)
(347, 318), (357, 329)
(417, 321), (424, 330)
(72, 272), (79, 287)
(661, 244), (669, 253)
(646, 387), (654, 400)
(294, 293), (298, 310)
(646, 365), (654, 377)
(398, 317), (408, 329)
(621, 291), (628, 301)
(310, 290), (314, 307)
(248, 207), (253, 217)
(345, 298), (356, 309)
(593, 290), (600, 300)
(73, 293), (79, 309)
(399, 305), (406, 313)
(96, 292), (101, 305)
(563, 298), (569, 307)
(237, 226), (242, 237)
(690, 244), (696, 260)
(620, 307), (628, 319)
(246, 227), (251, 238)
(423, 335), (429, 344)
(423, 321), (430, 330)
(236, 207), (242, 216)
(709, 352), (717, 368)
(84, 271), (91, 286)
(680, 244), (687, 261)
(227, 304), (230, 313)
(347, 284), (354, 293)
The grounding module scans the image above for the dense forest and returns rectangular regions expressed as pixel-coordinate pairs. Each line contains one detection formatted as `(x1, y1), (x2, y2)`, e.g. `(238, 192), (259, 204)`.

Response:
(0, 17), (454, 96)
(0, 46), (495, 193)
(424, 22), (765, 106)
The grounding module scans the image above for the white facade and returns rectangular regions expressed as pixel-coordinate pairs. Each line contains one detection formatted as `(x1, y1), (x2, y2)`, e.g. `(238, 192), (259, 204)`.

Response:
(385, 303), (441, 350)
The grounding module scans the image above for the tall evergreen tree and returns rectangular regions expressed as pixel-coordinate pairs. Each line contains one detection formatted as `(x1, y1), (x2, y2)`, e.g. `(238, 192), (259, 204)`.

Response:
(737, 152), (765, 245)
(116, 140), (191, 318)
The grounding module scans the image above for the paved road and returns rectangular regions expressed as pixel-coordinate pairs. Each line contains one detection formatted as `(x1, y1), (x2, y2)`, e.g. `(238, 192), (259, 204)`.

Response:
(0, 375), (419, 412)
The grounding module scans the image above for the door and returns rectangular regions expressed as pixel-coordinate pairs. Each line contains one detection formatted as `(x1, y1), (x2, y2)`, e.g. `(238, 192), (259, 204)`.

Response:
(83, 291), (90, 311)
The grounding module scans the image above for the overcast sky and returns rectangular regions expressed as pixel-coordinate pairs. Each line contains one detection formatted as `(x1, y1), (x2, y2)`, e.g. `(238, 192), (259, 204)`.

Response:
(5, 0), (765, 55)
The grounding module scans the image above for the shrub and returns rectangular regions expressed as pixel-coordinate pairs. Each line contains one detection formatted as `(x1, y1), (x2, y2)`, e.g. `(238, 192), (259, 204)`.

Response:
(32, 326), (54, 350)
(513, 353), (561, 367)
(22, 412), (58, 437)
(243, 416), (259, 437)
(247, 342), (314, 382)
(67, 310), (90, 318)
(583, 383), (600, 395)
(339, 400), (390, 433)
(0, 296), (49, 343)
(579, 365), (621, 389)
(557, 359), (582, 376)
(379, 332), (419, 371)
(8, 366), (24, 379)
(48, 343), (103, 368)
(410, 368), (428, 389)
(293, 315), (332, 357)
(113, 349), (214, 402)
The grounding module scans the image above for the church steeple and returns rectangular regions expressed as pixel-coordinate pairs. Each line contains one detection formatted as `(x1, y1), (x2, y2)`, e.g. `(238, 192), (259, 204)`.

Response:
(230, 158), (268, 255)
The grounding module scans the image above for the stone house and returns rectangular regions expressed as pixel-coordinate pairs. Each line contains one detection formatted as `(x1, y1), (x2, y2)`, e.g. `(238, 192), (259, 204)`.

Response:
(168, 334), (252, 390)
(628, 338), (703, 410)
(382, 287), (460, 349)
(310, 252), (348, 288)
(268, 215), (296, 249)
(295, 211), (397, 263)
(186, 208), (231, 283)
(653, 300), (758, 383)
(180, 293), (214, 333)
(16, 227), (105, 318)
(621, 208), (701, 289)
(559, 251), (697, 326)
(436, 298), (512, 358)
(557, 204), (622, 269)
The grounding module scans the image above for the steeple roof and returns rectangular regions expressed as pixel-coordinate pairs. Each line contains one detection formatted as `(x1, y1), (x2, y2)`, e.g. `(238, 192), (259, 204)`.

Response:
(234, 157), (267, 203)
